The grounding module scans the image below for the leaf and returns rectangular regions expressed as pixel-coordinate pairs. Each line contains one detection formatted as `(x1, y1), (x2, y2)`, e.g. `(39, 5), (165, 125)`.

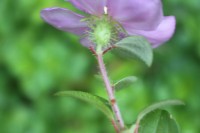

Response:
(137, 100), (184, 122)
(114, 76), (137, 91)
(122, 124), (136, 133)
(138, 109), (180, 133)
(55, 91), (114, 120)
(114, 36), (153, 67)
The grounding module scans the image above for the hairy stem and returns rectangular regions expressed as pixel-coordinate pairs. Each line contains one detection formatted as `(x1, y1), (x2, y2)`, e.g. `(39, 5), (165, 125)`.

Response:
(97, 53), (125, 131)
(111, 120), (120, 133)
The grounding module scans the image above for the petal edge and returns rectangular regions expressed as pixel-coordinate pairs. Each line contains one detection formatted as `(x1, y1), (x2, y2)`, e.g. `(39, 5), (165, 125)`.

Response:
(41, 7), (88, 35)
(126, 16), (176, 47)
(68, 0), (106, 15)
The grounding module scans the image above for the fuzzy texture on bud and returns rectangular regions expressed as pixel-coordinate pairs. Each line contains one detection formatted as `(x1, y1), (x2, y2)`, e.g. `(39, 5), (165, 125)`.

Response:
(92, 20), (112, 46)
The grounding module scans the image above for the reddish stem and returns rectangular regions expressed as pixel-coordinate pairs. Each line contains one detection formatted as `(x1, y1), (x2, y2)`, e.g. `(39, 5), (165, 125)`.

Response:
(111, 120), (120, 133)
(97, 53), (125, 130)
(134, 123), (139, 133)
(103, 45), (117, 55)
(89, 46), (97, 56)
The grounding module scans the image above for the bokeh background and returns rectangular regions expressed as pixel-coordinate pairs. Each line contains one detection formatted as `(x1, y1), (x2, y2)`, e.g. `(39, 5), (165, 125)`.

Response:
(0, 0), (200, 133)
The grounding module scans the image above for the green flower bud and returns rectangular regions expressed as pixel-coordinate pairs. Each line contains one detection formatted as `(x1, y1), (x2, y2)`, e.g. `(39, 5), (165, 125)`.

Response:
(83, 15), (125, 53)
(92, 19), (112, 46)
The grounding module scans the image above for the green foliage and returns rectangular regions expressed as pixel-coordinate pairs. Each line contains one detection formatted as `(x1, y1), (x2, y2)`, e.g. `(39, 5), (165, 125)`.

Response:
(137, 100), (184, 122)
(114, 76), (137, 91)
(0, 0), (200, 133)
(55, 91), (114, 120)
(122, 124), (136, 133)
(138, 109), (180, 133)
(122, 100), (183, 133)
(114, 36), (153, 67)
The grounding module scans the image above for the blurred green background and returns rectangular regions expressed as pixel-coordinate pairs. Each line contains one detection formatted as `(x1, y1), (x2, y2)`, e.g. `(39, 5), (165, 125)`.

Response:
(0, 0), (200, 133)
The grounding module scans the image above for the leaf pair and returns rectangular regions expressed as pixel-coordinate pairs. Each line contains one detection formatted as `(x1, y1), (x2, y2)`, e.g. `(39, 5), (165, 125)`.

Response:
(56, 91), (184, 133)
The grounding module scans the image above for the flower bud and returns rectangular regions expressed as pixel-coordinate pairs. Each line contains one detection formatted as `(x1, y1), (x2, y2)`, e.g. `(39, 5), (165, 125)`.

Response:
(84, 15), (124, 52)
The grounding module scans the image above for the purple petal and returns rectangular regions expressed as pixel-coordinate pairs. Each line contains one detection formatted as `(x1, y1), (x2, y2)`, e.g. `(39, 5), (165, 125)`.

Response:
(126, 16), (176, 48)
(107, 0), (163, 30)
(41, 8), (88, 35)
(68, 0), (106, 15)
(80, 36), (95, 48)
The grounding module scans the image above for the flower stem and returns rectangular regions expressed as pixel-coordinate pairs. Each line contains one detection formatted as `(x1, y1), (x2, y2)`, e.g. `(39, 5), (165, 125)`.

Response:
(111, 120), (120, 133)
(97, 53), (125, 131)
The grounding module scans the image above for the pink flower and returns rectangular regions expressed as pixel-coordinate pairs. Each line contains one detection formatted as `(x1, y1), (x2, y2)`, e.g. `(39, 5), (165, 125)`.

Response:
(41, 0), (176, 48)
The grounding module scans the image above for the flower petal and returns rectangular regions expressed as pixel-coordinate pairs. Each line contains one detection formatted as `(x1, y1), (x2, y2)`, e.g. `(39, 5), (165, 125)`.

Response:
(126, 16), (176, 47)
(107, 0), (163, 30)
(41, 8), (88, 35)
(67, 0), (106, 15)
(80, 36), (95, 48)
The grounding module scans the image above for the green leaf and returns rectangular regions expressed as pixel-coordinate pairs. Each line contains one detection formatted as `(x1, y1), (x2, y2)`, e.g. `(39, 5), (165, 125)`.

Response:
(114, 76), (137, 91)
(122, 124), (136, 133)
(137, 100), (184, 122)
(55, 91), (114, 120)
(138, 109), (180, 133)
(114, 36), (153, 67)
